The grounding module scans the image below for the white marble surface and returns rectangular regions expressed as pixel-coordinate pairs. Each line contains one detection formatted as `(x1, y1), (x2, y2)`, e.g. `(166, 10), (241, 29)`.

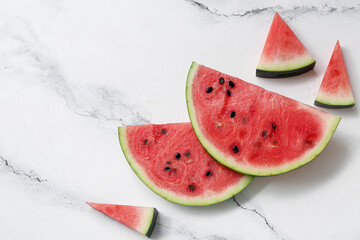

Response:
(1, 1), (359, 239)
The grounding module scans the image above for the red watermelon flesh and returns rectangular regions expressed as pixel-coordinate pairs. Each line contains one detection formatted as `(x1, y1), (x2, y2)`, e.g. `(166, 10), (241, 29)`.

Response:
(187, 62), (340, 176)
(256, 13), (316, 78)
(118, 123), (253, 206)
(315, 41), (355, 108)
(87, 202), (158, 238)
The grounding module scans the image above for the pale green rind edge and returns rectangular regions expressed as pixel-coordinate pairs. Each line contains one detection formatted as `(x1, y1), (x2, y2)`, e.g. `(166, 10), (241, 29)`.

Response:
(315, 94), (355, 107)
(257, 55), (316, 72)
(186, 61), (341, 176)
(137, 207), (157, 237)
(118, 127), (253, 206)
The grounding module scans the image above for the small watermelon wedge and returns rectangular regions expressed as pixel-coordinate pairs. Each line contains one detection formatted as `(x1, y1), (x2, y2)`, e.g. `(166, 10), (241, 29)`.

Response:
(256, 13), (316, 78)
(314, 41), (355, 108)
(87, 202), (158, 238)
(118, 123), (253, 206)
(187, 62), (340, 176)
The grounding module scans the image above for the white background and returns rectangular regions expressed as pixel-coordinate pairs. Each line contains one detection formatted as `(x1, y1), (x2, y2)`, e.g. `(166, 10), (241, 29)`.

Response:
(0, 0), (359, 239)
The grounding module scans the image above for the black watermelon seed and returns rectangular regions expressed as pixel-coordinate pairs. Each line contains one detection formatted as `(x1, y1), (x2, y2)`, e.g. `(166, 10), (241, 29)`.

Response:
(272, 123), (277, 130)
(227, 90), (231, 97)
(219, 77), (224, 84)
(189, 185), (195, 191)
(230, 111), (236, 118)
(185, 152), (191, 157)
(262, 131), (267, 137)
(206, 87), (213, 93)
(228, 81), (235, 88)
(206, 171), (212, 177)
(175, 153), (181, 159)
(306, 140), (312, 145)
(164, 167), (171, 171)
(143, 139), (148, 145)
(232, 145), (239, 153)
(161, 128), (167, 134)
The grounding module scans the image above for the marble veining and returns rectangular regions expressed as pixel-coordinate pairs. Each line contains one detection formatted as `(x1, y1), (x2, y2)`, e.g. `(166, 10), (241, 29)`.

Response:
(1, 0), (359, 239)
(185, 0), (360, 19)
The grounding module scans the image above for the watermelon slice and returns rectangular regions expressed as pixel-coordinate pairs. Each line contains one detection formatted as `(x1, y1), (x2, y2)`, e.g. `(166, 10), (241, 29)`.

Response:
(87, 202), (158, 238)
(256, 13), (316, 78)
(314, 41), (355, 108)
(118, 123), (253, 206)
(186, 62), (340, 176)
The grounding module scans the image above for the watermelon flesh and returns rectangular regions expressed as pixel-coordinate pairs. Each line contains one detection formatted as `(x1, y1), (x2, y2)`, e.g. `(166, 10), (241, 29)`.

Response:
(256, 13), (316, 78)
(87, 203), (158, 238)
(187, 62), (340, 176)
(315, 41), (355, 108)
(118, 123), (253, 206)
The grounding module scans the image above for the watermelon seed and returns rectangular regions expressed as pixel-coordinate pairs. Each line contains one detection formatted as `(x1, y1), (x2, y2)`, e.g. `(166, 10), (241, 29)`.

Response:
(232, 145), (239, 153)
(230, 111), (236, 118)
(164, 167), (171, 171)
(227, 90), (231, 97)
(185, 152), (191, 157)
(206, 87), (213, 93)
(306, 140), (312, 145)
(262, 131), (267, 137)
(143, 139), (148, 145)
(175, 153), (181, 159)
(219, 77), (224, 84)
(272, 123), (277, 129)
(189, 185), (196, 191)
(206, 171), (212, 177)
(161, 128), (167, 134)
(228, 81), (235, 88)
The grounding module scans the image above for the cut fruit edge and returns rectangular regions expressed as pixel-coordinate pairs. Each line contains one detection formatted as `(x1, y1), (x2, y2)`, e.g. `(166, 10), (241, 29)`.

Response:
(257, 55), (316, 73)
(118, 127), (253, 206)
(186, 62), (341, 176)
(315, 95), (355, 108)
(86, 202), (158, 238)
(256, 61), (315, 78)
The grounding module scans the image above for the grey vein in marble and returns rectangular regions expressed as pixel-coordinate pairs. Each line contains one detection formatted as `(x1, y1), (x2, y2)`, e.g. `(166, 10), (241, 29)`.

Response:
(233, 196), (285, 240)
(185, 0), (360, 19)
(0, 154), (47, 183)
(0, 18), (150, 133)
(155, 215), (228, 240)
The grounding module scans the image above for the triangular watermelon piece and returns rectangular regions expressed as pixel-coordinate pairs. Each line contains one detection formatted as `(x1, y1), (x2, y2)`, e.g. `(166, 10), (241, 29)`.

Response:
(256, 13), (316, 78)
(187, 62), (340, 176)
(314, 41), (355, 108)
(87, 202), (158, 238)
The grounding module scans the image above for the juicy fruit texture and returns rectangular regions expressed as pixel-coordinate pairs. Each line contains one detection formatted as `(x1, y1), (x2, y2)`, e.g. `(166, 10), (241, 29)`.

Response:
(187, 62), (341, 176)
(256, 13), (316, 78)
(118, 123), (253, 206)
(315, 41), (355, 108)
(87, 203), (158, 238)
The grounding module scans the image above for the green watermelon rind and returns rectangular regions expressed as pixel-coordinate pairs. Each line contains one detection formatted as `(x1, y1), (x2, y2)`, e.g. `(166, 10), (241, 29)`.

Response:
(186, 61), (341, 176)
(145, 208), (158, 238)
(118, 127), (254, 206)
(256, 57), (316, 78)
(315, 95), (355, 109)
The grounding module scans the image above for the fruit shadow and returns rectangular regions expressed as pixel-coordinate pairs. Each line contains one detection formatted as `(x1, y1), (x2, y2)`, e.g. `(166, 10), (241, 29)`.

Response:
(247, 132), (349, 196)
(173, 132), (348, 217)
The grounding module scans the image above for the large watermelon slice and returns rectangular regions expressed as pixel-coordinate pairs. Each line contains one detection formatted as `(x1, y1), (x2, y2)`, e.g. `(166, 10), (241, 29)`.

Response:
(256, 13), (316, 78)
(186, 62), (340, 176)
(87, 202), (158, 238)
(315, 41), (355, 108)
(118, 123), (253, 206)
